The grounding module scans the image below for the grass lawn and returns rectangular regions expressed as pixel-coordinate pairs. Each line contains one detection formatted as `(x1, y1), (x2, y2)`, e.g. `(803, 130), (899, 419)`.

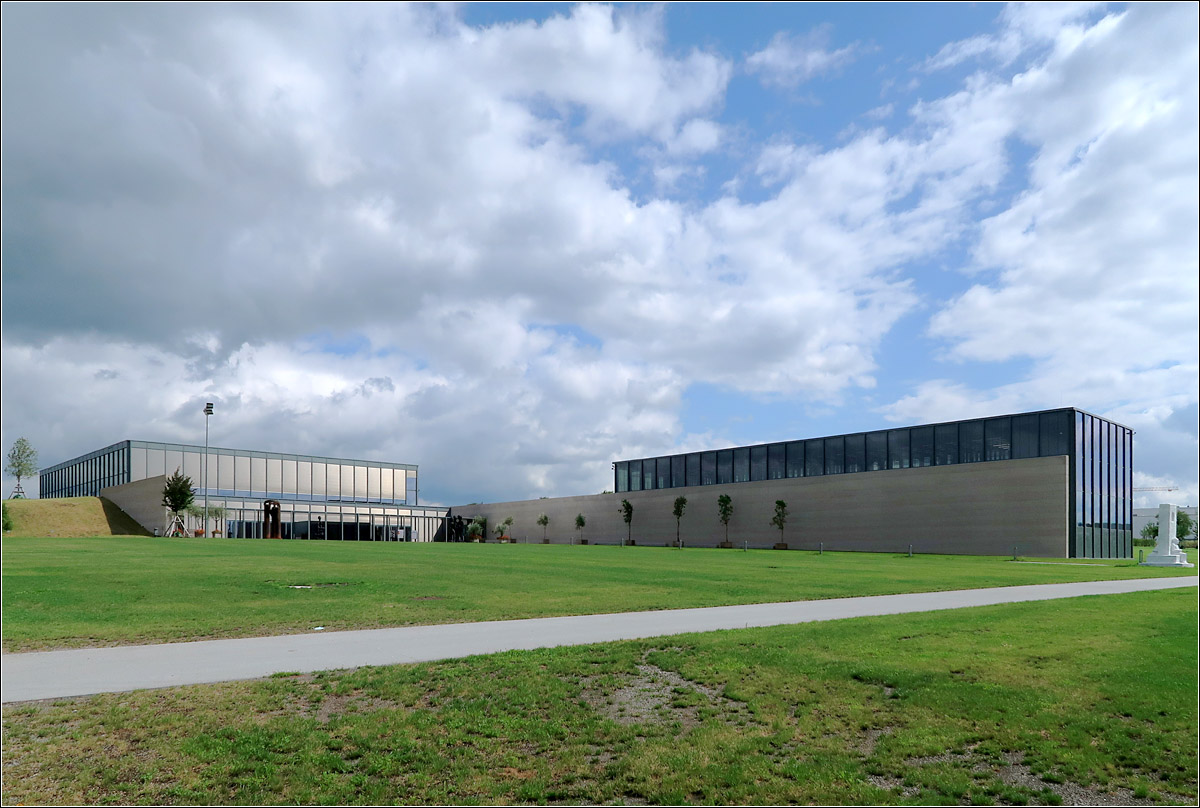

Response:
(3, 587), (1195, 805)
(3, 537), (1196, 652)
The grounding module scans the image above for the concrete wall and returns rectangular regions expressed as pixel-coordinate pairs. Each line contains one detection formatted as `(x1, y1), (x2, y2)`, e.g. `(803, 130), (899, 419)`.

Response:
(451, 455), (1070, 557)
(101, 475), (168, 535)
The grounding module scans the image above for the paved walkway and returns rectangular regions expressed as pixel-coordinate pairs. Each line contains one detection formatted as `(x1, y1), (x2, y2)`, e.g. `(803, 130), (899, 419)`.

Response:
(3, 577), (1194, 703)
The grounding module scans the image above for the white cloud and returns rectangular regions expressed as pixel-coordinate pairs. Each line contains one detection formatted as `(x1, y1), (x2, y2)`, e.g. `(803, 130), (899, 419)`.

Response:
(746, 26), (860, 87)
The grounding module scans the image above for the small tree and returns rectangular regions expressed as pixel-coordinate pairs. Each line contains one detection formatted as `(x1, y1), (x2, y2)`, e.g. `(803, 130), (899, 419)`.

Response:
(771, 500), (788, 544)
(162, 468), (195, 528)
(1141, 512), (1196, 543)
(467, 516), (486, 541)
(673, 496), (687, 546)
(537, 512), (549, 542)
(575, 512), (586, 544)
(494, 515), (514, 541)
(6, 438), (38, 497)
(717, 494), (733, 544)
(620, 499), (634, 546)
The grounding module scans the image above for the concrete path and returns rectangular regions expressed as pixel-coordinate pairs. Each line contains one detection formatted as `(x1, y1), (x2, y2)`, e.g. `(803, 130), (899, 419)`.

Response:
(3, 577), (1194, 703)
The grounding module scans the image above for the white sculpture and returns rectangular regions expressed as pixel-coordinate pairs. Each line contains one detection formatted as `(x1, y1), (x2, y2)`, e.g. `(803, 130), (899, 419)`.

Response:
(1141, 503), (1194, 567)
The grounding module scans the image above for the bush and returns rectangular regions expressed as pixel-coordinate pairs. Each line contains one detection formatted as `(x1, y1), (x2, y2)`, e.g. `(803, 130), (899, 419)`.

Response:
(1181, 540), (1198, 549)
(1133, 537), (1158, 547)
(2, 501), (12, 532)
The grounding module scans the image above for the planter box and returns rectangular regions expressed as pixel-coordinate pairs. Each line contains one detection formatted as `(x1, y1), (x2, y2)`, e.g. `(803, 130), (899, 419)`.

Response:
(773, 542), (788, 550)
(624, 539), (636, 546)
(718, 541), (733, 549)
(542, 538), (550, 544)
(579, 539), (588, 545)
(193, 529), (205, 537)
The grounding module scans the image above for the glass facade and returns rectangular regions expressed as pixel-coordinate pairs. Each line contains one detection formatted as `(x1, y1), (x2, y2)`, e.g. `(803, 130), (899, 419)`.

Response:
(613, 408), (1133, 558)
(39, 440), (445, 542)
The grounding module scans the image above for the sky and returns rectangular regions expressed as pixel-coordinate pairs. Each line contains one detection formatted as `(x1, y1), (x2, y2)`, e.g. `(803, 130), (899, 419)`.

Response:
(1, 2), (1197, 508)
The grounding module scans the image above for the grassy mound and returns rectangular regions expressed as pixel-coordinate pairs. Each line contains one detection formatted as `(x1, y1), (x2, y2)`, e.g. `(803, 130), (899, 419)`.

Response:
(2, 497), (149, 538)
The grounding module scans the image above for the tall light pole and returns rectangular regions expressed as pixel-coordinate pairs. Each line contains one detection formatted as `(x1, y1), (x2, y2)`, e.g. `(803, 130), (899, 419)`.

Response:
(203, 402), (213, 537)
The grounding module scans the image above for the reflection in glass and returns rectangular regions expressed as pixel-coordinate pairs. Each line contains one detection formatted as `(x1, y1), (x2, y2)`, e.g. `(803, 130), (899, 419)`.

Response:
(734, 448), (750, 483)
(910, 427), (933, 468)
(686, 453), (700, 486)
(959, 422), (984, 463)
(1011, 414), (1039, 458)
(326, 463), (340, 499)
(701, 452), (716, 485)
(267, 458), (282, 495)
(888, 429), (910, 469)
(672, 455), (685, 488)
(751, 446), (767, 482)
(643, 459), (656, 490)
(824, 437), (844, 475)
(615, 462), (629, 493)
(235, 455), (251, 495)
(866, 432), (887, 471)
(786, 442), (803, 478)
(768, 444), (785, 479)
(368, 466), (380, 502)
(844, 434), (864, 473)
(717, 450), (733, 484)
(805, 439), (823, 477)
(657, 457), (670, 489)
(630, 462), (642, 491)
(985, 418), (1011, 461)
(380, 467), (393, 502)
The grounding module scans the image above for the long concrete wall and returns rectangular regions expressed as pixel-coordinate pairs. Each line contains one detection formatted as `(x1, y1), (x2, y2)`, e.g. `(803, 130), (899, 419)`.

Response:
(101, 475), (169, 535)
(450, 455), (1070, 557)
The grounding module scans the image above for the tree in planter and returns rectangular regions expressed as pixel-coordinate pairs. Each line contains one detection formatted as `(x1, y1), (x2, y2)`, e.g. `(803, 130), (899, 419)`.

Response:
(161, 468), (195, 535)
(494, 516), (514, 542)
(575, 513), (586, 544)
(537, 513), (549, 542)
(771, 500), (789, 545)
(717, 494), (733, 544)
(467, 516), (487, 541)
(5, 437), (38, 498)
(672, 496), (687, 547)
(619, 499), (634, 546)
(184, 503), (227, 536)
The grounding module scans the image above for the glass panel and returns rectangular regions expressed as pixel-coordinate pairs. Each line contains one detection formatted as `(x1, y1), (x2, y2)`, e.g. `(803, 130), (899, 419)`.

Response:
(1040, 410), (1070, 457)
(733, 448), (750, 483)
(768, 444), (785, 479)
(866, 432), (887, 471)
(805, 439), (823, 477)
(165, 450), (184, 478)
(250, 457), (266, 496)
(643, 459), (656, 490)
(182, 450), (201, 482)
(405, 470), (416, 503)
(218, 453), (235, 495)
(615, 462), (629, 493)
(297, 461), (312, 498)
(355, 466), (368, 501)
(267, 458), (282, 495)
(367, 466), (380, 502)
(934, 424), (958, 466)
(717, 450), (733, 484)
(824, 437), (844, 474)
(657, 457), (670, 489)
(379, 467), (393, 502)
(785, 442), (803, 478)
(283, 460), (297, 495)
(341, 465), (354, 500)
(888, 429), (910, 469)
(1011, 414), (1039, 458)
(750, 446), (767, 481)
(844, 434), (864, 473)
(672, 455), (685, 488)
(910, 427), (934, 468)
(235, 455), (251, 495)
(686, 453), (700, 486)
(204, 450), (218, 491)
(959, 421), (984, 463)
(327, 463), (341, 499)
(985, 417), (1011, 461)
(701, 452), (716, 485)
(131, 447), (147, 480)
(630, 461), (642, 491)
(146, 449), (166, 478)
(311, 462), (326, 499)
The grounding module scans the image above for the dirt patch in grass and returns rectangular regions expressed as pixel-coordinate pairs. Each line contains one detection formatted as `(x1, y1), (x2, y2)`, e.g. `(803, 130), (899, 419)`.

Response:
(902, 749), (1162, 806)
(577, 649), (753, 731)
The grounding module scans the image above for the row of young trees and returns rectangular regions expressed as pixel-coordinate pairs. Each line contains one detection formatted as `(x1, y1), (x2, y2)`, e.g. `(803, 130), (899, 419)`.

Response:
(518, 495), (792, 546)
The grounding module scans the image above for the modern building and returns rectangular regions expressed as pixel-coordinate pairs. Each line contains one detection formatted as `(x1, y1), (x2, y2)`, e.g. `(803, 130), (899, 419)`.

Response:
(39, 440), (447, 541)
(454, 407), (1134, 558)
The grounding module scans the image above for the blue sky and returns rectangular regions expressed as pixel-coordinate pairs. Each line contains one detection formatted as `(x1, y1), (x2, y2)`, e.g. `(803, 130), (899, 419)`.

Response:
(2, 2), (1197, 507)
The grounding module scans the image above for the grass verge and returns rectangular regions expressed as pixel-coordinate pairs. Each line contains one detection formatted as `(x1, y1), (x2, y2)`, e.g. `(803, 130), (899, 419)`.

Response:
(3, 538), (1196, 651)
(3, 587), (1196, 805)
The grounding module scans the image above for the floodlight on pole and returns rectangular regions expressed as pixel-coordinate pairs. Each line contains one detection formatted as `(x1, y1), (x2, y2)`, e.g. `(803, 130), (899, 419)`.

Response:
(203, 403), (213, 537)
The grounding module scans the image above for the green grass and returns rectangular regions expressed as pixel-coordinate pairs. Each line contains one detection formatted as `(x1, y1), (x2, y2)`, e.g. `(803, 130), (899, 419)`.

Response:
(2, 496), (149, 538)
(2, 537), (1195, 651)
(3, 587), (1195, 805)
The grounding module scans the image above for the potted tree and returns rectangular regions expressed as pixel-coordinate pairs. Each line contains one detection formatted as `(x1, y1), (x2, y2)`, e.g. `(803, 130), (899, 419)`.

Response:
(771, 500), (789, 550)
(717, 494), (733, 548)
